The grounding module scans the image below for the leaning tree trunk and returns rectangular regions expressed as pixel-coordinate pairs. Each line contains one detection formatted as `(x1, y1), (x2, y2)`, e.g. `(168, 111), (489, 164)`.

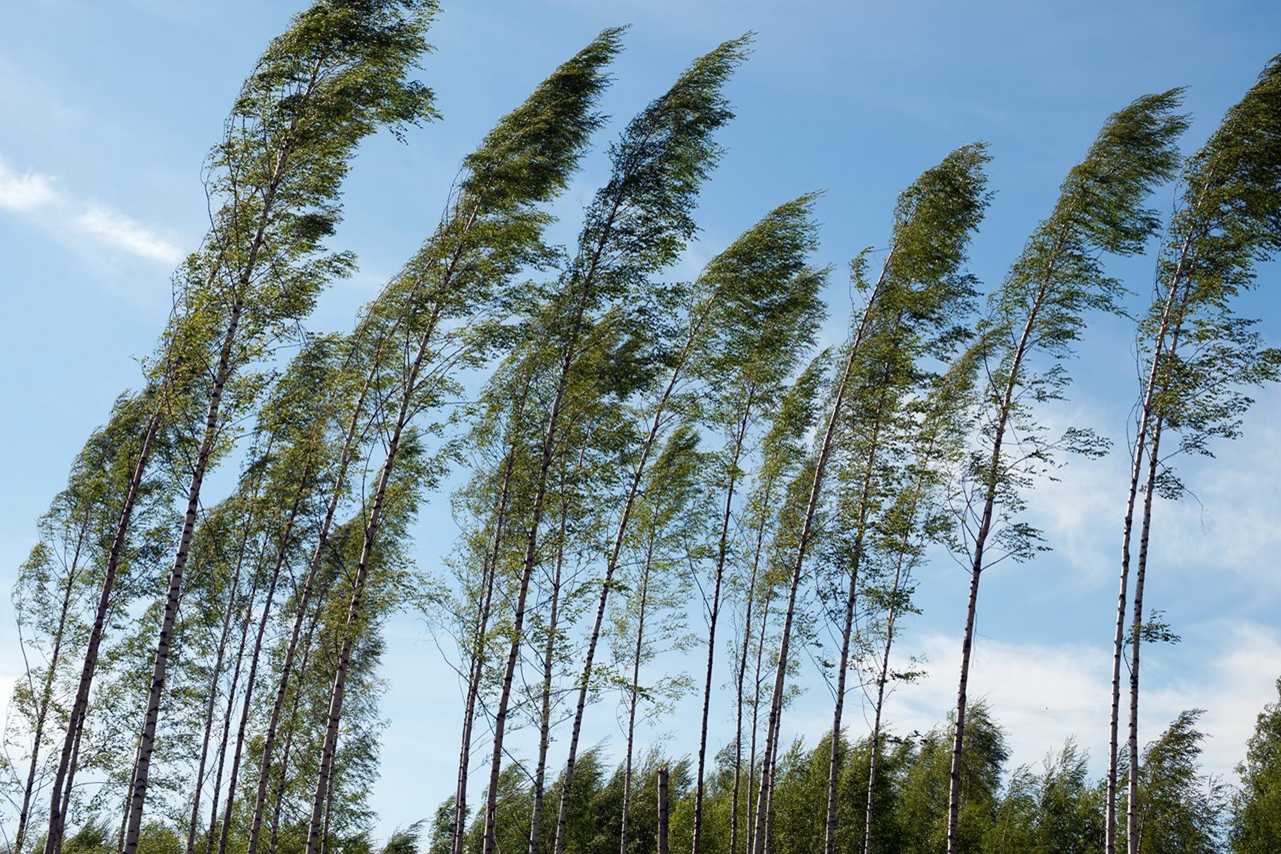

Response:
(527, 460), (573, 854)
(44, 408), (161, 854)
(452, 448), (518, 854)
(751, 271), (888, 854)
(217, 478), (307, 854)
(825, 371), (896, 854)
(124, 295), (246, 854)
(1106, 223), (1194, 854)
(205, 555), (264, 854)
(552, 349), (696, 854)
(1126, 413), (1165, 854)
(245, 366), (376, 854)
(619, 534), (656, 854)
(946, 267), (1053, 854)
(732, 466), (781, 854)
(692, 397), (752, 854)
(14, 518), (86, 854)
(483, 190), (624, 854)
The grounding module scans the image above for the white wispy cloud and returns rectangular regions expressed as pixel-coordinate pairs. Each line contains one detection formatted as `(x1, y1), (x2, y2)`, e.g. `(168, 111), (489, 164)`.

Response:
(0, 154), (183, 266)
(877, 622), (1281, 782)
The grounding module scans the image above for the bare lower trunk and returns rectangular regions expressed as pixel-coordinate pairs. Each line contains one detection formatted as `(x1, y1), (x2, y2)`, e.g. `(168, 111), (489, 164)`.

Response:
(124, 297), (245, 854)
(269, 609), (321, 854)
(753, 262), (895, 854)
(1107, 227), (1193, 854)
(824, 567), (858, 854)
(244, 348), (383, 854)
(825, 396), (888, 854)
(528, 483), (571, 854)
(693, 399), (751, 854)
(453, 451), (518, 854)
(206, 563), (263, 854)
(14, 520), (85, 854)
(730, 523), (767, 854)
(746, 588), (773, 854)
(947, 270), (1050, 854)
(305, 426), (404, 854)
(481, 380), (571, 854)
(947, 560), (984, 854)
(863, 551), (907, 854)
(553, 334), (698, 854)
(1126, 416), (1164, 854)
(734, 470), (779, 854)
(186, 575), (240, 854)
(218, 492), (302, 854)
(620, 535), (656, 854)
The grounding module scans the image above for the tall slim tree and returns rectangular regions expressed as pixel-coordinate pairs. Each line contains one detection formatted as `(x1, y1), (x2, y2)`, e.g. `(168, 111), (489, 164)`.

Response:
(941, 90), (1187, 854)
(751, 143), (989, 854)
(688, 196), (827, 854)
(303, 29), (626, 854)
(1107, 57), (1281, 854)
(54, 4), (443, 853)
(7, 394), (174, 854)
(472, 34), (751, 854)
(730, 361), (825, 854)
(819, 146), (990, 854)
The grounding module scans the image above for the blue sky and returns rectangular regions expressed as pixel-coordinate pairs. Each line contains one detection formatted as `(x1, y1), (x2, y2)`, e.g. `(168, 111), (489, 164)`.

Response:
(2, 0), (1281, 839)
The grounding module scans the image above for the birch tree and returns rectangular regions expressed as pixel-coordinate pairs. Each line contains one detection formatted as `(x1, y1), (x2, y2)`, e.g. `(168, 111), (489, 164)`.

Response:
(1107, 57), (1281, 854)
(471, 35), (752, 854)
(751, 142), (989, 854)
(36, 3), (443, 851)
(940, 90), (1187, 854)
(303, 29), (625, 854)
(687, 197), (827, 854)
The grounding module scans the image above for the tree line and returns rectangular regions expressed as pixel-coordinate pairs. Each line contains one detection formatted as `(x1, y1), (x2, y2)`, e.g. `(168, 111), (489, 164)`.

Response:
(4, 3), (1281, 854)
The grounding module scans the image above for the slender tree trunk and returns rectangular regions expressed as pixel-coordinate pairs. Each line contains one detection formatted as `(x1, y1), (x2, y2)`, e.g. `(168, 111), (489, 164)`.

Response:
(692, 396), (752, 854)
(57, 708), (83, 853)
(483, 189), (626, 854)
(528, 467), (573, 854)
(946, 267), (1055, 854)
(269, 608), (322, 854)
(186, 566), (241, 854)
(305, 433), (404, 854)
(453, 450), (518, 854)
(1106, 225), (1195, 854)
(746, 587), (773, 854)
(733, 472), (778, 854)
(620, 533), (657, 854)
(14, 517), (86, 854)
(245, 369), (373, 854)
(122, 50), (321, 839)
(863, 545), (909, 854)
(217, 482), (306, 854)
(1126, 414), (1164, 854)
(44, 409), (161, 854)
(825, 378), (894, 854)
(205, 559), (264, 854)
(552, 312), (712, 854)
(124, 294), (247, 854)
(306, 280), (460, 854)
(752, 290), (882, 854)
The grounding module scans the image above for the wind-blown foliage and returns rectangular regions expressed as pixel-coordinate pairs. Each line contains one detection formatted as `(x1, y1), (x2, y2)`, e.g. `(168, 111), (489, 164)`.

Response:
(7, 17), (1281, 854)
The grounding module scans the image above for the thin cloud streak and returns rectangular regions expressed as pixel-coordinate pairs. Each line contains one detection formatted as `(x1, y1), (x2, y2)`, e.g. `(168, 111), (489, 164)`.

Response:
(0, 155), (183, 266)
(881, 623), (1280, 782)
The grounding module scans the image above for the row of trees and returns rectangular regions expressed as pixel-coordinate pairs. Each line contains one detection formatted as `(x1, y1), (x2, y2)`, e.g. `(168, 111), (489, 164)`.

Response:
(431, 703), (1253, 854)
(4, 3), (1281, 854)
